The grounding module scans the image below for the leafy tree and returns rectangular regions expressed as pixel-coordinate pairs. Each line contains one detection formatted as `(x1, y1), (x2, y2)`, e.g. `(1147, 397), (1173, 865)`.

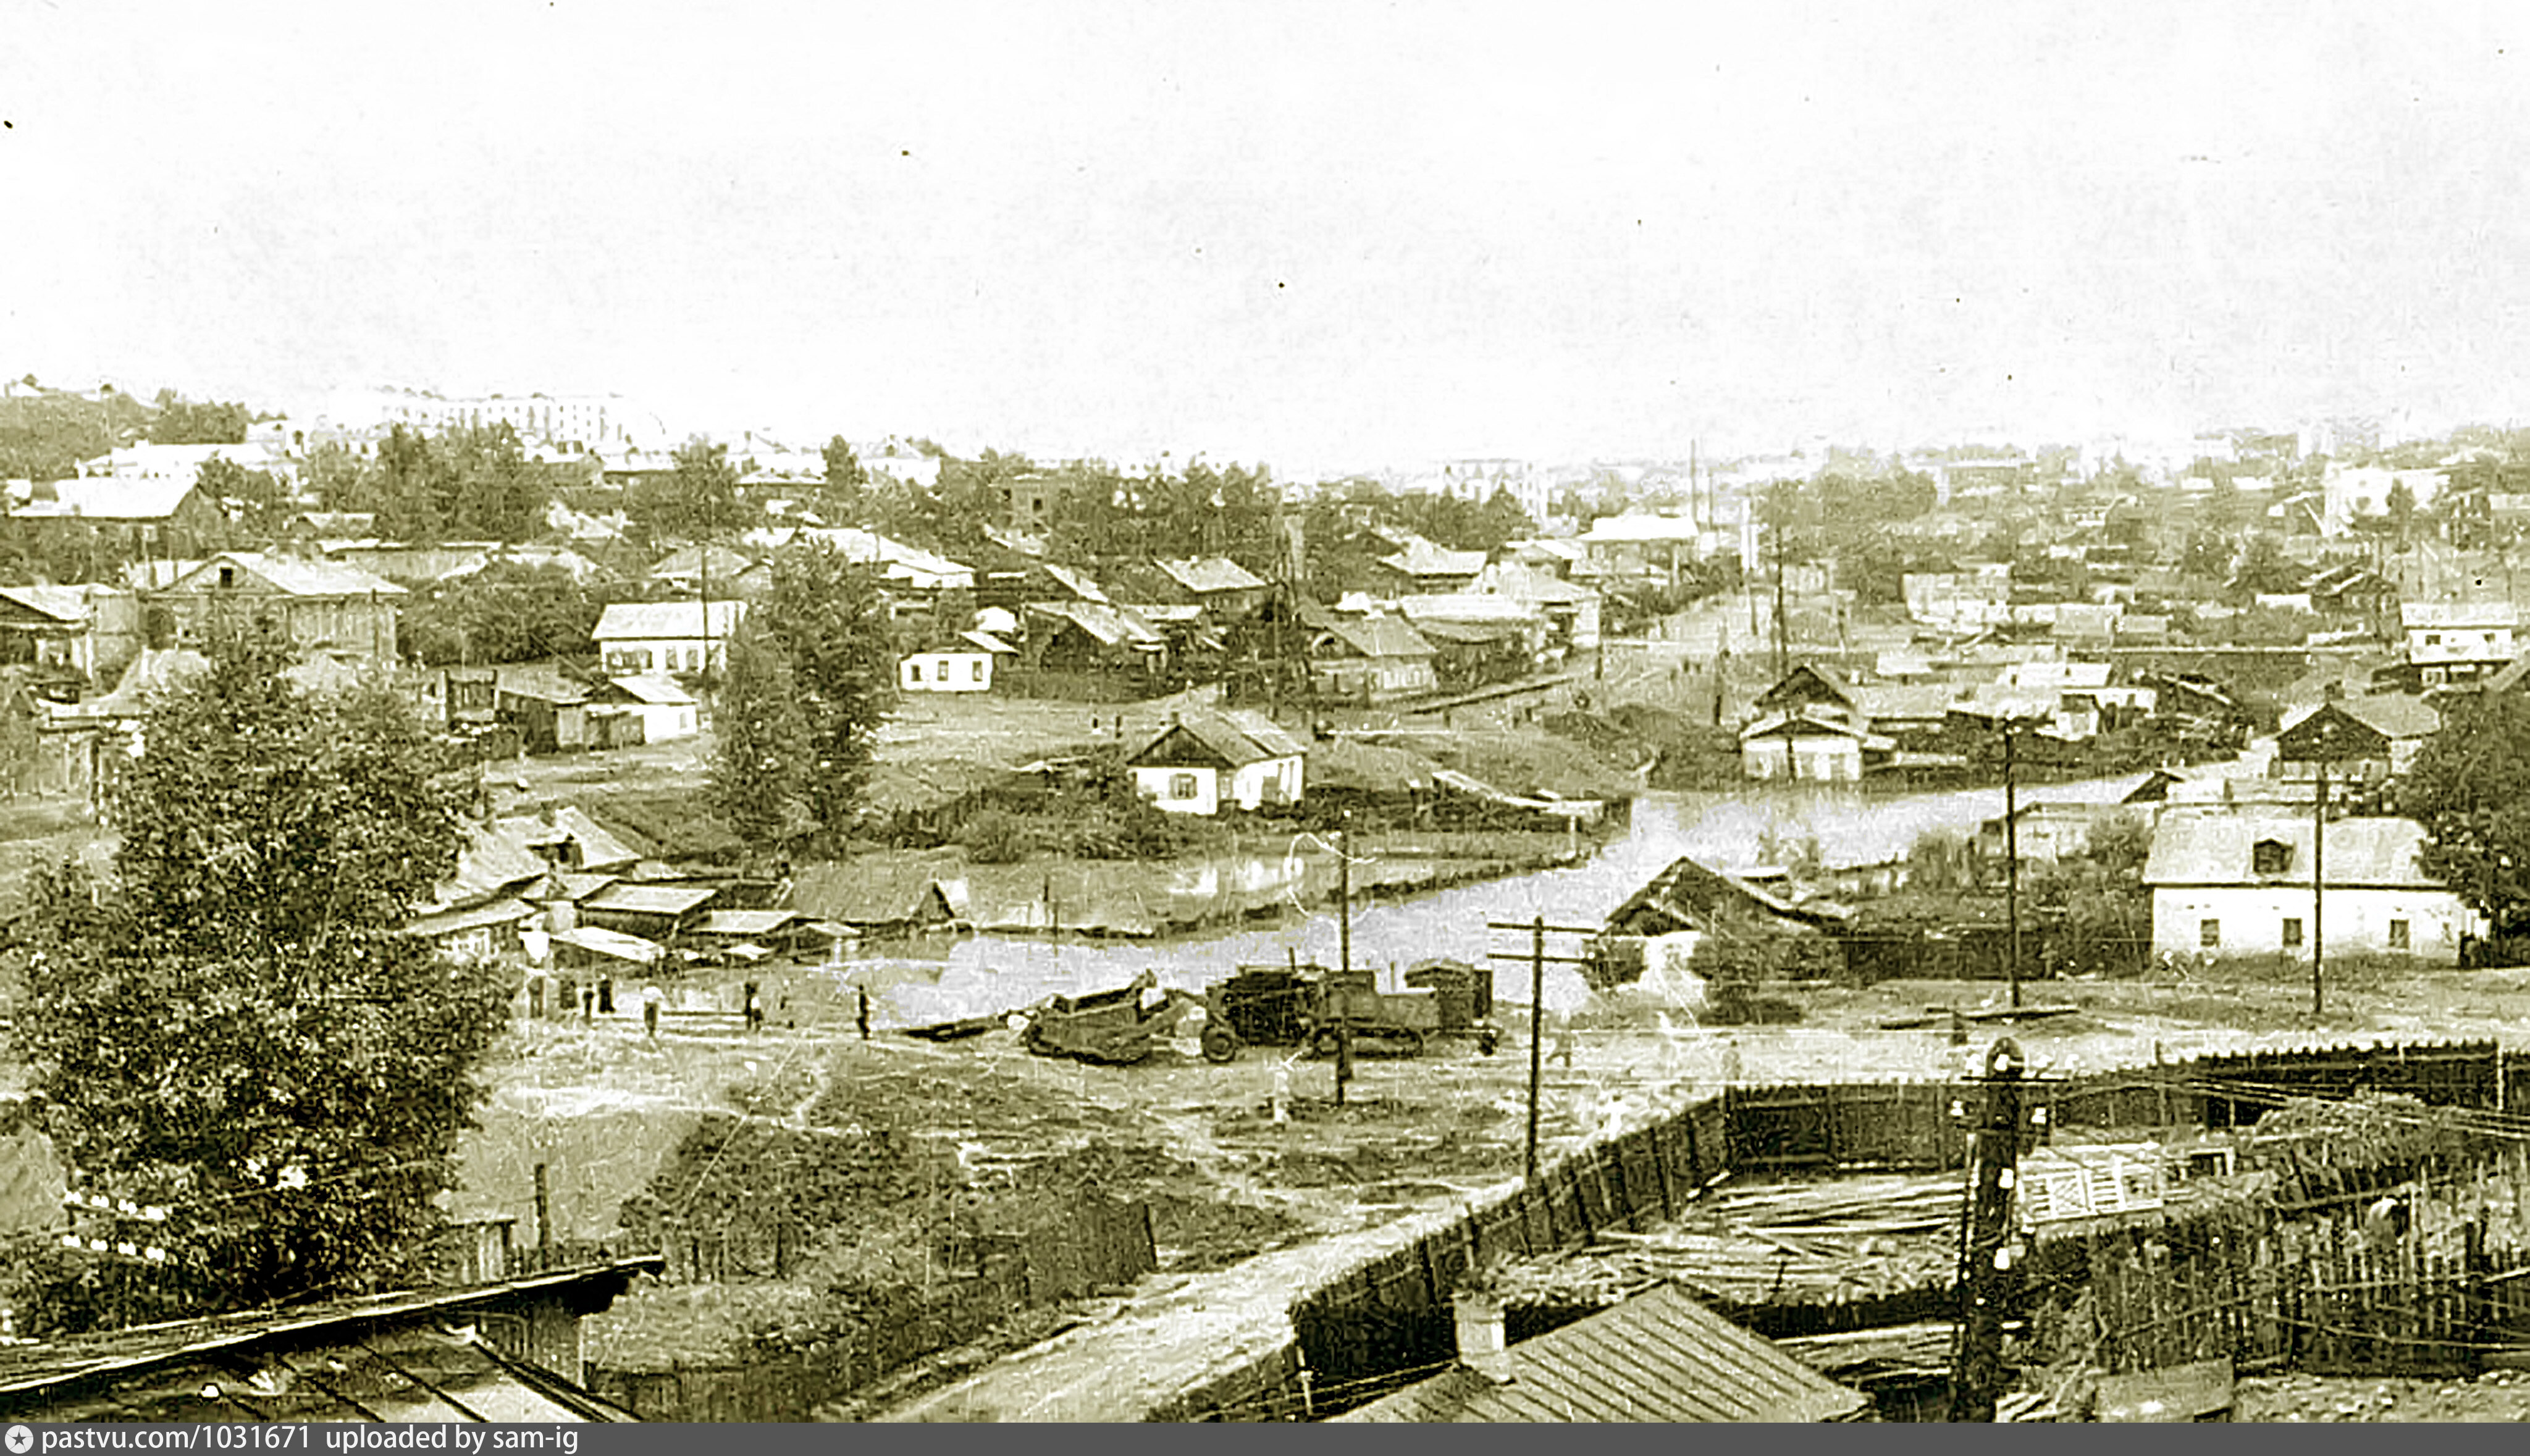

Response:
(623, 437), (749, 545)
(755, 542), (896, 844)
(2400, 691), (2530, 939)
(709, 616), (812, 844)
(146, 393), (250, 446)
(195, 456), (290, 534)
(3, 625), (510, 1330)
(401, 561), (603, 666)
(2385, 479), (2418, 550)
(820, 435), (870, 519)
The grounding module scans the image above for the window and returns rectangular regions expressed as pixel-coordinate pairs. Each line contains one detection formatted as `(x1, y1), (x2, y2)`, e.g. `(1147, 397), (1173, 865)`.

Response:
(2282, 918), (2303, 948)
(2389, 919), (2410, 950)
(2252, 839), (2293, 875)
(1169, 772), (1200, 800)
(909, 662), (924, 682)
(2200, 919), (2221, 949)
(970, 661), (985, 682)
(217, 566), (236, 589)
(640, 650), (654, 671)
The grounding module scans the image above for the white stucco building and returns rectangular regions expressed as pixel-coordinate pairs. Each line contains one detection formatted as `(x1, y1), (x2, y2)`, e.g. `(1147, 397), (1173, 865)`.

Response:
(2144, 813), (2479, 965)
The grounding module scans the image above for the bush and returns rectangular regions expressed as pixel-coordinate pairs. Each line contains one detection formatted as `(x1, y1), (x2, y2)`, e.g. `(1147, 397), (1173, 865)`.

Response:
(956, 810), (1036, 864)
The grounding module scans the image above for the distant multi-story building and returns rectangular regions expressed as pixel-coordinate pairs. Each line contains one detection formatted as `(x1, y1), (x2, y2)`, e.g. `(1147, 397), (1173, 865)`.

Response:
(326, 390), (663, 454)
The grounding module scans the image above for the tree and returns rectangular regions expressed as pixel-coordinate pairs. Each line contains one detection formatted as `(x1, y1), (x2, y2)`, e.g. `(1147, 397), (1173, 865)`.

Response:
(2385, 479), (2419, 550)
(3, 625), (510, 1331)
(755, 542), (896, 844)
(2400, 690), (2530, 941)
(194, 456), (290, 534)
(820, 435), (870, 522)
(626, 437), (749, 543)
(146, 393), (250, 446)
(709, 616), (813, 844)
(401, 561), (603, 666)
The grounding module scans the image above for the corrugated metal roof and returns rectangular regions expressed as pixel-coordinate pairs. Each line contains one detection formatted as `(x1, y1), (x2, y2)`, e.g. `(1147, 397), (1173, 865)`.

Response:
(1335, 1283), (1866, 1423)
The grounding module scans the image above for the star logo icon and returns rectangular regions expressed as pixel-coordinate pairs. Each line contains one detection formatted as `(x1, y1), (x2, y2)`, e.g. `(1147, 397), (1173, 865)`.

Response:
(6, 1423), (33, 1454)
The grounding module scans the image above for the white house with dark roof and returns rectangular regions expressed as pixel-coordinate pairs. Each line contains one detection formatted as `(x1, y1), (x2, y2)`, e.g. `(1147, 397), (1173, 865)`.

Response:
(2143, 813), (2479, 964)
(1128, 708), (1308, 815)
(593, 600), (747, 676)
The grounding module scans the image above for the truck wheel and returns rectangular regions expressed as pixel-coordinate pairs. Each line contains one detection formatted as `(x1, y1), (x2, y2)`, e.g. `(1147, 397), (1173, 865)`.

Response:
(1201, 1025), (1242, 1063)
(1476, 1029), (1500, 1056)
(1311, 1027), (1345, 1058)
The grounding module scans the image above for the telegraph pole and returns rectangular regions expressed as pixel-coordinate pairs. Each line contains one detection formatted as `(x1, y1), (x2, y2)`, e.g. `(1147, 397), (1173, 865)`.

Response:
(2311, 756), (2328, 1019)
(2004, 724), (2022, 1010)
(1948, 1039), (2027, 1423)
(1335, 814), (1353, 1105)
(1486, 919), (1598, 1187)
(1526, 915), (1545, 1183)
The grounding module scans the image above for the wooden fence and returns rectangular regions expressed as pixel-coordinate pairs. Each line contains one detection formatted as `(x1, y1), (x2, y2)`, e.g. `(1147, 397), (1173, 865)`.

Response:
(586, 1192), (1156, 1422)
(1268, 1036), (2526, 1420)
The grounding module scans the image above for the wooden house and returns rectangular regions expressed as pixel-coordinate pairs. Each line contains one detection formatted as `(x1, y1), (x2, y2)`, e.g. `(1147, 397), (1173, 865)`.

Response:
(1127, 708), (1308, 815)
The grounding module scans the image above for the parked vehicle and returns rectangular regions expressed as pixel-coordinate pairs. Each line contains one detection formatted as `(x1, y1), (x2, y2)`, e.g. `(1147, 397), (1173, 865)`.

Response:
(1200, 958), (1498, 1062)
(1020, 970), (1205, 1065)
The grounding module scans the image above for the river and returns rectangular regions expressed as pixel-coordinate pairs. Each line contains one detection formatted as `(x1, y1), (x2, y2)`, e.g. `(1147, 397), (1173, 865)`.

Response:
(825, 772), (2158, 1027)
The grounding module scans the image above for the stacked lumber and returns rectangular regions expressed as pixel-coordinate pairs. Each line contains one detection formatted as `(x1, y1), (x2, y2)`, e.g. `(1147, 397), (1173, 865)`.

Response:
(1500, 1174), (1965, 1310)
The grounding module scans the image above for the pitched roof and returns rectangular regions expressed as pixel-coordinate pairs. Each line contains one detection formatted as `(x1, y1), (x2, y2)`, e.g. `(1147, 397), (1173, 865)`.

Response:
(1380, 538), (1489, 580)
(15, 477), (208, 522)
(592, 600), (747, 642)
(167, 551), (406, 598)
(494, 662), (594, 705)
(551, 925), (665, 964)
(1155, 556), (1266, 595)
(692, 908), (804, 937)
(1319, 614), (1436, 659)
(1471, 560), (1599, 605)
(602, 674), (696, 705)
(0, 585), (92, 624)
(1850, 683), (1961, 721)
(405, 896), (539, 940)
(0, 1259), (660, 1421)
(579, 881), (718, 917)
(1334, 1284), (1866, 1423)
(2280, 694), (2440, 742)
(2403, 600), (2519, 630)
(1026, 600), (1166, 648)
(646, 543), (762, 581)
(1131, 708), (1308, 768)
(2143, 814), (2445, 888)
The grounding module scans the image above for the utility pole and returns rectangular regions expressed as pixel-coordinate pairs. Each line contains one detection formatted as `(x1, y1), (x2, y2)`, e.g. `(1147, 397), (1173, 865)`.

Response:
(1335, 814), (1353, 1105)
(2311, 754), (2328, 1019)
(1485, 919), (1598, 1187)
(2003, 722), (2022, 1010)
(1948, 1039), (2027, 1423)
(1771, 546), (1789, 682)
(1526, 915), (1545, 1183)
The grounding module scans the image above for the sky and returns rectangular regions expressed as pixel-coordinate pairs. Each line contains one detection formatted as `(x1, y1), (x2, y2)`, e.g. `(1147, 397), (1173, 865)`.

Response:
(6, 1), (2530, 474)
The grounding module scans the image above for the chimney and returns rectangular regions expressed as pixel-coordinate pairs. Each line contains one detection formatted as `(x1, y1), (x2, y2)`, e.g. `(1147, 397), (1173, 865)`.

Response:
(1453, 1291), (1513, 1384)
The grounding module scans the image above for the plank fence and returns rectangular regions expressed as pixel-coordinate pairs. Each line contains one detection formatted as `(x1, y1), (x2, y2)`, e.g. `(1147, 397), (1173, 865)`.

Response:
(1276, 1036), (2529, 1420)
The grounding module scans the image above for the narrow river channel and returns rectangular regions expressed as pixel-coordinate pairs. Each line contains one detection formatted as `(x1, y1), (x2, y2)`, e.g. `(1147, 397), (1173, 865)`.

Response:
(832, 773), (2156, 1028)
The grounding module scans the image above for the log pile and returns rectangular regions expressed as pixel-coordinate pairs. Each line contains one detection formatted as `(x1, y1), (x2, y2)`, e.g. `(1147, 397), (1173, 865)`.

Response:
(1497, 1173), (1964, 1310)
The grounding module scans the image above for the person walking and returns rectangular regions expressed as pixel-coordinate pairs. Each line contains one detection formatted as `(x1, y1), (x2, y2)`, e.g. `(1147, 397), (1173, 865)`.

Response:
(855, 987), (873, 1040)
(642, 984), (664, 1040)
(743, 979), (763, 1033)
(597, 973), (615, 1016)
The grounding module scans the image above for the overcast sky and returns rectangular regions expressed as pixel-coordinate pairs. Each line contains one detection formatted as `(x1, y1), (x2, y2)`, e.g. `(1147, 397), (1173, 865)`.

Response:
(6, 1), (2528, 472)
